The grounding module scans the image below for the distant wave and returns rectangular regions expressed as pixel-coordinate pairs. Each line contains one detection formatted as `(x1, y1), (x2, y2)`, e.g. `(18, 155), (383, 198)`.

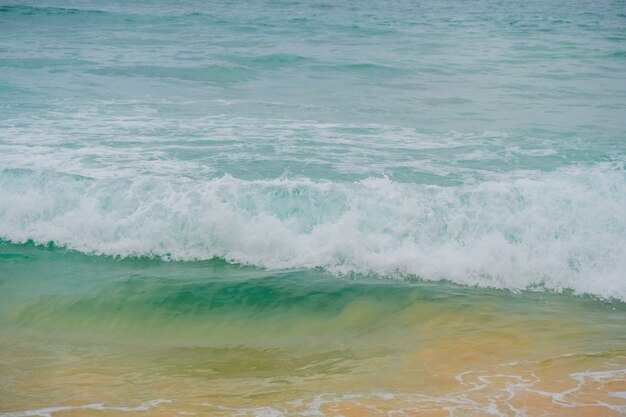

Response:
(88, 65), (254, 84)
(1, 166), (624, 301)
(0, 5), (105, 16)
(0, 5), (221, 21)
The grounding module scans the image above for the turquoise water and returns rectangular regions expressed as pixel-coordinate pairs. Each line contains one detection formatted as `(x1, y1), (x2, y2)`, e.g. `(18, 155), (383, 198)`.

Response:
(1, 1), (626, 415)
(1, 0), (625, 298)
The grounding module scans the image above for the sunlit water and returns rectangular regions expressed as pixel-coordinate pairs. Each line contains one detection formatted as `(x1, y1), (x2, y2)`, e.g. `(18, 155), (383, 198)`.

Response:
(1, 0), (625, 415)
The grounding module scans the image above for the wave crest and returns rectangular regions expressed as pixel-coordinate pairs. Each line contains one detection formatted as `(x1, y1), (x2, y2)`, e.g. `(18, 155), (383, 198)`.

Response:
(1, 167), (625, 300)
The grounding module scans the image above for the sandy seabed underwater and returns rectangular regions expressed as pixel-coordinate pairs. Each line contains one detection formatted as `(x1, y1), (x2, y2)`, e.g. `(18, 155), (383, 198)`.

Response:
(1, 0), (626, 416)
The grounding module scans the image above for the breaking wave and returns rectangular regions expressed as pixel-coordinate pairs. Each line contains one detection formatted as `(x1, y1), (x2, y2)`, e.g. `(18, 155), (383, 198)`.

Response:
(1, 164), (625, 301)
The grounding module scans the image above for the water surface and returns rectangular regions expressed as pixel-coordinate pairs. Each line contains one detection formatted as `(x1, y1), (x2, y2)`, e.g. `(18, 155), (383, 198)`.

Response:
(1, 0), (625, 415)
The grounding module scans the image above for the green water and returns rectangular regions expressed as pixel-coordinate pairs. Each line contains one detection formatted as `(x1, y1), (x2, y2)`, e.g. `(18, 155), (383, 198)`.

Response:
(1, 242), (625, 415)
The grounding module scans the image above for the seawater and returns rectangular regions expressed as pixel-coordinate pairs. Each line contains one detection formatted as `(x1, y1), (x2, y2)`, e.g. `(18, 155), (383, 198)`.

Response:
(1, 1), (625, 416)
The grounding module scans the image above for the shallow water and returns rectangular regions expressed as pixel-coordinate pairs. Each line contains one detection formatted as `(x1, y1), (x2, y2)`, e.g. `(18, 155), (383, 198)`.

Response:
(1, 0), (625, 415)
(1, 243), (625, 416)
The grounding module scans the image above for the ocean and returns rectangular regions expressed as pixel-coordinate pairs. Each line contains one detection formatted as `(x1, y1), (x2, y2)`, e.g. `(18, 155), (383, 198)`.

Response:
(1, 0), (625, 415)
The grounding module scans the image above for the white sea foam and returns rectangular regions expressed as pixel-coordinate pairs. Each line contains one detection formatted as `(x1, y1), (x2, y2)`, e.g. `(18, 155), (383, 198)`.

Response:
(1, 164), (625, 301)
(0, 400), (171, 417)
(3, 359), (624, 417)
